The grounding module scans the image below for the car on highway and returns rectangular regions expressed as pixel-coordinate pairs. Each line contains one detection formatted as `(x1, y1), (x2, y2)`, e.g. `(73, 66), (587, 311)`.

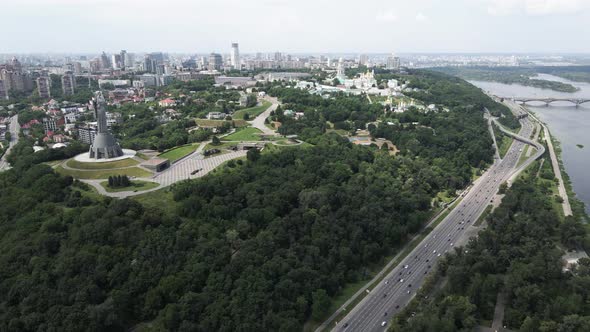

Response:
(381, 321), (387, 327)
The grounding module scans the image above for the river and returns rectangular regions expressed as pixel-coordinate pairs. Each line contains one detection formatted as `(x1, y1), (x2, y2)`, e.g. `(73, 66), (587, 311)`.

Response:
(469, 74), (590, 215)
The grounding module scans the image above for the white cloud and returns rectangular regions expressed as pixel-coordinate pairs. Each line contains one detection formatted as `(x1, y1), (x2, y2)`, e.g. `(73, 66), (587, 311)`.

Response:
(485, 0), (590, 16)
(415, 12), (428, 21)
(376, 11), (399, 22)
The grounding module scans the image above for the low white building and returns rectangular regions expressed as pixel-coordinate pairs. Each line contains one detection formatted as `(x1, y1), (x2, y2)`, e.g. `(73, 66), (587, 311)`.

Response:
(207, 112), (225, 120)
(98, 79), (131, 88)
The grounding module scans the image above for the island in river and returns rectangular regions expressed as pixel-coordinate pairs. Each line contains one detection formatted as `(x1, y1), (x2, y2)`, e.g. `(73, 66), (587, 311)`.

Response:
(435, 66), (580, 93)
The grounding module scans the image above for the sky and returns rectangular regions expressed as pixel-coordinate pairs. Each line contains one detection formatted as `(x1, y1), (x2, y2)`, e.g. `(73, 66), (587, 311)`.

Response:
(2, 0), (589, 54)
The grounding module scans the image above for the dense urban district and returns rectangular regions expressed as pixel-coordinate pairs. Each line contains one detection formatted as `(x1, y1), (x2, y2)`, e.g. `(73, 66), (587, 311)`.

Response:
(0, 49), (589, 332)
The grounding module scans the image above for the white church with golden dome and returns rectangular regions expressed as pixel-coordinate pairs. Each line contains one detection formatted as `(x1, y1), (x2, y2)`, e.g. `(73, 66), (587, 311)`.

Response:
(335, 58), (377, 90)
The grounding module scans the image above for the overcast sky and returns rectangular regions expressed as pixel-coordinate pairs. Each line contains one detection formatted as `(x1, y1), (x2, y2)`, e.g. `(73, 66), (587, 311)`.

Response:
(2, 0), (589, 54)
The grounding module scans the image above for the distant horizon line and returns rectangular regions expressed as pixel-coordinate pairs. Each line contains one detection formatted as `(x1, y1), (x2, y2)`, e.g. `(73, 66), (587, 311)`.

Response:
(1, 51), (589, 56)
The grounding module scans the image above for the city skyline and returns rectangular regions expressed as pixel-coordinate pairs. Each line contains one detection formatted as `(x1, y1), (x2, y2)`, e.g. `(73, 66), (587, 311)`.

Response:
(2, 0), (589, 54)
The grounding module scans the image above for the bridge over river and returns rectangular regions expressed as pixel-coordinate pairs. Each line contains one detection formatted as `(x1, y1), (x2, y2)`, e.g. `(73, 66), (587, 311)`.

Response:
(499, 97), (590, 107)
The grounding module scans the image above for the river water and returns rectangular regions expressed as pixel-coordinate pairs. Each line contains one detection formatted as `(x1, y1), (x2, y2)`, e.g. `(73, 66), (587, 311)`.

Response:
(469, 74), (590, 215)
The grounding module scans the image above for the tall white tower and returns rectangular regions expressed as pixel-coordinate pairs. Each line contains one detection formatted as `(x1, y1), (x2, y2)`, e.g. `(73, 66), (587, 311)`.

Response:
(231, 43), (240, 70)
(336, 57), (346, 83)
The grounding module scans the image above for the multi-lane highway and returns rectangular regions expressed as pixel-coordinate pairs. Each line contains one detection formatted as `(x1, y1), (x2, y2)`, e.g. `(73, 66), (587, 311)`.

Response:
(335, 111), (541, 332)
(0, 114), (19, 172)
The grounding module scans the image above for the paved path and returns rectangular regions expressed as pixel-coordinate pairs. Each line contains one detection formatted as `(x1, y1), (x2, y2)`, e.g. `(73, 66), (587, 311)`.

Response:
(0, 114), (19, 172)
(486, 114), (501, 161)
(524, 109), (572, 216)
(248, 97), (279, 136)
(543, 124), (572, 216)
(82, 147), (247, 198)
(491, 292), (507, 332)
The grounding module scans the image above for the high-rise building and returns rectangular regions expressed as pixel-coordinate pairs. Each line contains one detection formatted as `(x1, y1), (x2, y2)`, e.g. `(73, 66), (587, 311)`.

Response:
(208, 53), (222, 70)
(78, 123), (97, 144)
(230, 43), (240, 69)
(155, 63), (166, 75)
(0, 80), (8, 100)
(124, 52), (134, 69)
(336, 57), (346, 83)
(37, 76), (51, 99)
(61, 72), (75, 96)
(386, 54), (401, 70)
(273, 52), (282, 61)
(143, 52), (164, 73)
(100, 52), (111, 70)
(359, 54), (369, 66)
(73, 62), (82, 74)
(111, 54), (122, 69)
(89, 59), (101, 73)
(0, 57), (33, 94)
(120, 50), (127, 69)
(10, 57), (22, 72)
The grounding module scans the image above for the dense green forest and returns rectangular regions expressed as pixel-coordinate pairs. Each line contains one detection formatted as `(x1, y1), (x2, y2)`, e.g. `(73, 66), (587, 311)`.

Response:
(0, 70), (513, 331)
(433, 66), (579, 93)
(392, 177), (590, 331)
(536, 66), (590, 84)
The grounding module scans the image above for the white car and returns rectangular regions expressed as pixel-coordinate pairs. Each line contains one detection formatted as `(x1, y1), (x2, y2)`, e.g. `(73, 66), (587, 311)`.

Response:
(381, 321), (387, 327)
(404, 265), (409, 269)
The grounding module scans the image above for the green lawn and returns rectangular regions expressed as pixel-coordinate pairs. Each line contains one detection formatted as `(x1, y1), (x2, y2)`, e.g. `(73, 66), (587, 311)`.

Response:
(474, 204), (493, 226)
(56, 165), (153, 180)
(516, 145), (534, 167)
(158, 144), (199, 162)
(222, 127), (263, 141)
(195, 119), (248, 128)
(43, 159), (67, 167)
(99, 180), (160, 193)
(205, 141), (238, 151)
(232, 101), (272, 120)
(498, 135), (513, 158)
(66, 158), (139, 170)
(136, 152), (150, 160)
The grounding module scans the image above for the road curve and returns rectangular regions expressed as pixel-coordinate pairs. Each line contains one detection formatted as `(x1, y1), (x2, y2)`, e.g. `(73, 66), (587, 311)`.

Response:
(333, 114), (540, 332)
(248, 97), (279, 136)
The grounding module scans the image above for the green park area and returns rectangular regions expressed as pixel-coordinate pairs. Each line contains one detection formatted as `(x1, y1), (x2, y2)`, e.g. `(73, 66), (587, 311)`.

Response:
(66, 158), (139, 170)
(56, 165), (153, 180)
(99, 180), (160, 193)
(195, 119), (248, 127)
(158, 144), (200, 162)
(204, 141), (237, 151)
(222, 127), (263, 141)
(232, 100), (271, 120)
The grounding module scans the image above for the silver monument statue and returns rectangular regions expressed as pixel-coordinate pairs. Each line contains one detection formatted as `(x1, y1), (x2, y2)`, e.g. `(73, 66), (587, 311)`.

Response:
(88, 91), (124, 159)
